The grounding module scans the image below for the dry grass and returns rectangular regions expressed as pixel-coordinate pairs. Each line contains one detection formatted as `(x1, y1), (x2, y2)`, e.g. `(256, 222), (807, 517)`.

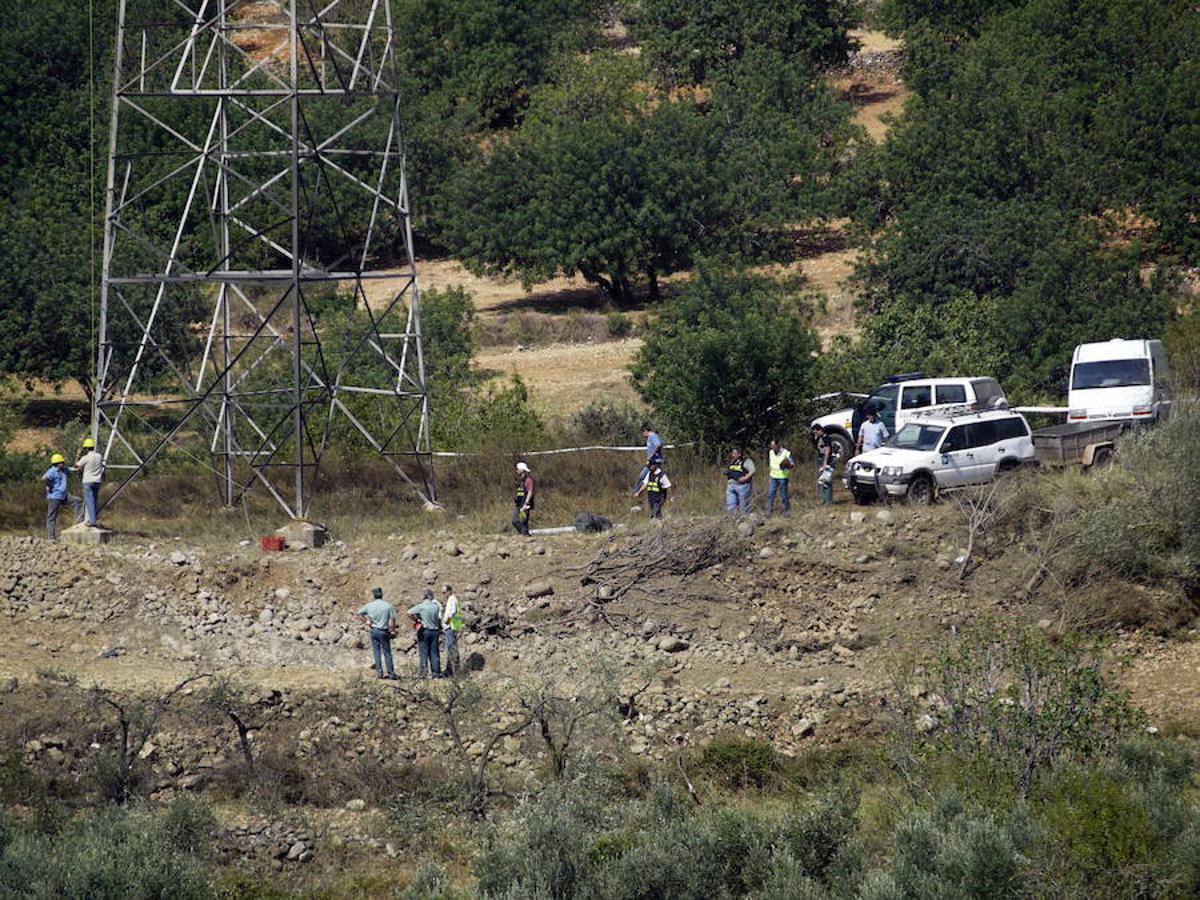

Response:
(476, 340), (643, 420)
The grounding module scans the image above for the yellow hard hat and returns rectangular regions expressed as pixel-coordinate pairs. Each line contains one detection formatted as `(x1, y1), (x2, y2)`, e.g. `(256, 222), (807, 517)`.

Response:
(82, 438), (95, 449)
(49, 453), (66, 465)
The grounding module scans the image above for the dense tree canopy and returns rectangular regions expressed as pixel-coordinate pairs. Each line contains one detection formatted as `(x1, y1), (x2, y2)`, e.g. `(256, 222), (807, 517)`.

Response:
(849, 0), (1198, 396)
(629, 0), (857, 88)
(439, 52), (856, 302)
(630, 270), (819, 445)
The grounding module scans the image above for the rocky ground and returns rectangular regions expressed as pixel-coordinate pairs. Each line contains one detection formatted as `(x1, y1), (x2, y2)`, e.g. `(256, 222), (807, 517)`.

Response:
(1, 503), (1193, 875)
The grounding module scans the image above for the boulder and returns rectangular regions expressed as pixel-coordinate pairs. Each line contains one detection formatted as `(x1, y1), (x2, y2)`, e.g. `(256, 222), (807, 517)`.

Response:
(657, 636), (690, 653)
(523, 580), (554, 599)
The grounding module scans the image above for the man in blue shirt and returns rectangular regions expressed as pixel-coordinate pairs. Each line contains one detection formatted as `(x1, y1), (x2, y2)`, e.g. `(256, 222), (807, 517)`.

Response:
(42, 453), (81, 540)
(357, 587), (398, 679)
(632, 424), (665, 494)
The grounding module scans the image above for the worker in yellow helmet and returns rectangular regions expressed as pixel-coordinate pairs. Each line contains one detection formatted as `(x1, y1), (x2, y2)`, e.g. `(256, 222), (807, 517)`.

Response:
(74, 437), (104, 527)
(42, 452), (82, 540)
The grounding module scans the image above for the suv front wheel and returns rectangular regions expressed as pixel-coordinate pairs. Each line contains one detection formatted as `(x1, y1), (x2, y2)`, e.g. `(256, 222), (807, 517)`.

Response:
(907, 474), (935, 505)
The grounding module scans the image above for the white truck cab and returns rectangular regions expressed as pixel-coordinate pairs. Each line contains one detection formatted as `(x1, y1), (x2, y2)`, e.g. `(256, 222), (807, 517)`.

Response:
(811, 375), (1008, 461)
(844, 408), (1035, 504)
(1067, 339), (1171, 424)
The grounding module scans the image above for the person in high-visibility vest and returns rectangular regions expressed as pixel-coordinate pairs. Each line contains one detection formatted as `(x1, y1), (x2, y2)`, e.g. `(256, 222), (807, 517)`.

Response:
(723, 447), (755, 514)
(440, 583), (465, 676)
(512, 462), (534, 535)
(633, 461), (672, 518)
(766, 438), (795, 516)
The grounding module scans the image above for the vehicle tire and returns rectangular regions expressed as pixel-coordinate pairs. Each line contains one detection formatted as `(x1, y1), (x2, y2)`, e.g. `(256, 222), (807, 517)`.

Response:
(907, 474), (935, 505)
(1090, 446), (1113, 468)
(830, 432), (853, 466)
(997, 458), (1020, 474)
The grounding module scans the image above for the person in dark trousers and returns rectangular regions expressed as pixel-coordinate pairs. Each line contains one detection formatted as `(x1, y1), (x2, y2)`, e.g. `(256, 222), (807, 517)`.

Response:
(633, 423), (665, 491)
(408, 589), (444, 678)
(766, 438), (795, 516)
(357, 587), (398, 680)
(512, 461), (534, 536)
(42, 452), (82, 540)
(633, 461), (672, 518)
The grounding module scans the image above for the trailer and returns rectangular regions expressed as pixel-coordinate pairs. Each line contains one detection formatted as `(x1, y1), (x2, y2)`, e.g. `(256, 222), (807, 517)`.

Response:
(1031, 420), (1127, 468)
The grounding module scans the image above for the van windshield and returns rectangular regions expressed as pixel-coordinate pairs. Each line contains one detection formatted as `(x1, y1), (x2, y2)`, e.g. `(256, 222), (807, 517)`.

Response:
(1072, 359), (1150, 389)
(892, 423), (945, 451)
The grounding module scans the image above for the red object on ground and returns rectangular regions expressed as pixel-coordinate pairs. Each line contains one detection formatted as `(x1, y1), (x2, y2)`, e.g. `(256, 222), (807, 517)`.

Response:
(261, 536), (286, 552)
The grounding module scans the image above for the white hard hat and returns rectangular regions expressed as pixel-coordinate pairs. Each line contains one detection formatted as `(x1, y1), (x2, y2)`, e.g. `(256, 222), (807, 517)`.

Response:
(516, 462), (530, 473)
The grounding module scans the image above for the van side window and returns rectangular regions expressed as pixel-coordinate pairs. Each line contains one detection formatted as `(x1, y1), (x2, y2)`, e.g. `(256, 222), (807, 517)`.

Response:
(966, 421), (998, 448)
(936, 384), (967, 404)
(901, 385), (932, 409)
(994, 417), (1028, 440)
(941, 426), (968, 452)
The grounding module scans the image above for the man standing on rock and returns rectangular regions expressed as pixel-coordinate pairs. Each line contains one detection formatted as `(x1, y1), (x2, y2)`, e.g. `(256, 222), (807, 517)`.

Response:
(408, 589), (443, 678)
(73, 438), (104, 527)
(766, 438), (795, 516)
(42, 452), (82, 540)
(724, 446), (755, 514)
(440, 584), (464, 676)
(357, 587), (398, 680)
(512, 461), (534, 536)
(633, 460), (672, 518)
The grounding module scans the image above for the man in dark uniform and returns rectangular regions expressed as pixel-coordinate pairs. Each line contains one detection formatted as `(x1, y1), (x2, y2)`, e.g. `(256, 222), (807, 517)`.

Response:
(512, 461), (534, 535)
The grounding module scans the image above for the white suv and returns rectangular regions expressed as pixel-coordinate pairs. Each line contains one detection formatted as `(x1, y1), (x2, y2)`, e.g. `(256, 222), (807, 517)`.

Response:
(811, 375), (1008, 462)
(844, 409), (1035, 504)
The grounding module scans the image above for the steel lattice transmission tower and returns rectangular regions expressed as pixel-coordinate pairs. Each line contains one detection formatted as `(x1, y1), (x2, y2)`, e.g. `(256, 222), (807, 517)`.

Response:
(96, 0), (434, 519)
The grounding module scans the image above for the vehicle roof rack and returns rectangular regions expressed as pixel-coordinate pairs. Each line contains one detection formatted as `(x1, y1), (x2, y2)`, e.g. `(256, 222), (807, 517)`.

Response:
(909, 403), (983, 420)
(885, 372), (928, 383)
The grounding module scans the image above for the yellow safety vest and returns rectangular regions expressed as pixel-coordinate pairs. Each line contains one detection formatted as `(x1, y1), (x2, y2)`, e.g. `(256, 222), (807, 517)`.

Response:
(769, 448), (792, 480)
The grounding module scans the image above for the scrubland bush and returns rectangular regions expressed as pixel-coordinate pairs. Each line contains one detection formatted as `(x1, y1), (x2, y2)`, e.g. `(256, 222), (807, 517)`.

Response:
(1001, 405), (1200, 629)
(0, 806), (213, 899)
(569, 401), (645, 446)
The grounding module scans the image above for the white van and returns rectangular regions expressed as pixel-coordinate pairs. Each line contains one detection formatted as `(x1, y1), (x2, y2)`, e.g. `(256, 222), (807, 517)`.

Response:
(1067, 339), (1171, 424)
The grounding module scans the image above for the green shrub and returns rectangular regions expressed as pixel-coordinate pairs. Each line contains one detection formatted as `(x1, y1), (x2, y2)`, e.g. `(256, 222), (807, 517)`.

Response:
(395, 863), (467, 900)
(901, 621), (1144, 795)
(160, 795), (218, 854)
(691, 738), (780, 791)
(570, 401), (644, 446)
(605, 312), (632, 338)
(0, 807), (213, 899)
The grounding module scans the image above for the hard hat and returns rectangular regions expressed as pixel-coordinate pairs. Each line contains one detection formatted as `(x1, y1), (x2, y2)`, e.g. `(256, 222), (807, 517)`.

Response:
(81, 438), (95, 449)
(516, 462), (531, 473)
(49, 453), (65, 464)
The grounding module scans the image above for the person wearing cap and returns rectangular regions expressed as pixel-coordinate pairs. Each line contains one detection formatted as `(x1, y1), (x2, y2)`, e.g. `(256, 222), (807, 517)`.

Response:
(408, 589), (444, 678)
(812, 424), (838, 505)
(42, 453), (82, 540)
(357, 587), (398, 679)
(632, 460), (672, 518)
(440, 584), (464, 676)
(512, 462), (535, 536)
(74, 437), (104, 527)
